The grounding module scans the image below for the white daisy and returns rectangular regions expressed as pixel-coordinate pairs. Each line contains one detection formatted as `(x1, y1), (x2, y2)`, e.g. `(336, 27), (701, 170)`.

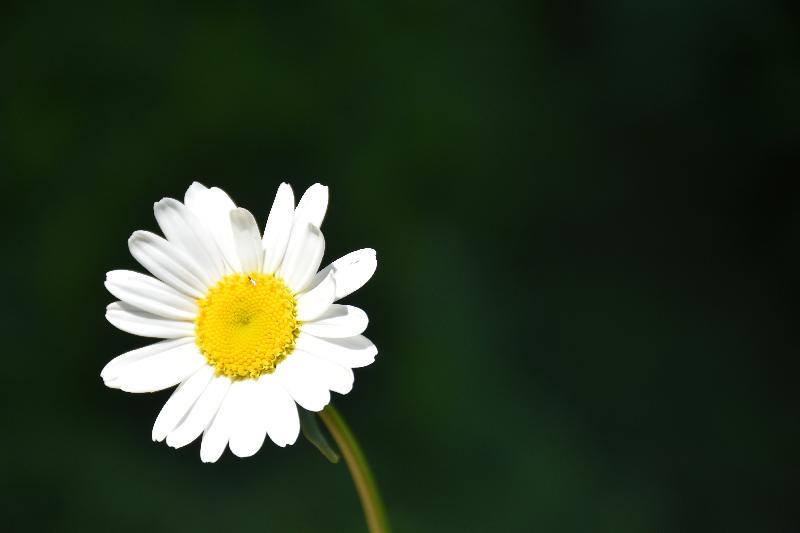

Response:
(102, 182), (377, 462)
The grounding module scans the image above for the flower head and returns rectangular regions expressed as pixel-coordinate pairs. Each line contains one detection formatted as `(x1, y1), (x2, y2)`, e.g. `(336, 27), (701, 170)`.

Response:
(102, 182), (377, 462)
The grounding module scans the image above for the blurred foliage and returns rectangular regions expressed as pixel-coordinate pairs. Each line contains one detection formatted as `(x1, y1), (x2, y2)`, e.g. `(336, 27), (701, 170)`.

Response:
(1, 1), (799, 532)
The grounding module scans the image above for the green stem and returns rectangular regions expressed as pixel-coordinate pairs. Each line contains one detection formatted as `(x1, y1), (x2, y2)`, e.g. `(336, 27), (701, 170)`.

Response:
(318, 404), (391, 533)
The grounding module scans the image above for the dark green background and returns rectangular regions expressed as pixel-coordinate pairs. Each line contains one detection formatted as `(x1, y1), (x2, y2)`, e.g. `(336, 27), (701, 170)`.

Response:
(2, 2), (798, 532)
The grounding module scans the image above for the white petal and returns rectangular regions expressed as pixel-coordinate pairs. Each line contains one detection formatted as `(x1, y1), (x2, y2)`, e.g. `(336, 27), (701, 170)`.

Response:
(230, 208), (264, 273)
(294, 333), (378, 369)
(183, 181), (209, 206)
(274, 353), (330, 412)
(200, 379), (248, 462)
(307, 248), (377, 301)
(295, 271), (335, 321)
(184, 182), (240, 272)
(295, 350), (354, 395)
(128, 231), (208, 298)
(101, 337), (194, 381)
(167, 376), (231, 449)
(294, 183), (328, 229)
(300, 304), (368, 338)
(278, 223), (325, 293)
(104, 341), (205, 393)
(152, 365), (215, 441)
(259, 374), (300, 447)
(105, 270), (197, 320)
(262, 183), (294, 274)
(106, 301), (195, 338)
(227, 379), (268, 458)
(154, 198), (225, 283)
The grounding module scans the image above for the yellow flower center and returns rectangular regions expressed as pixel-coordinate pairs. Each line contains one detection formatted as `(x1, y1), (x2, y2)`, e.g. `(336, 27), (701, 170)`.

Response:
(195, 272), (299, 379)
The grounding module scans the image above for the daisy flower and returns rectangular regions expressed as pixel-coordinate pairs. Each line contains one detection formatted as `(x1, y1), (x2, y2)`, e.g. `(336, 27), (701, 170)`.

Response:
(101, 182), (377, 462)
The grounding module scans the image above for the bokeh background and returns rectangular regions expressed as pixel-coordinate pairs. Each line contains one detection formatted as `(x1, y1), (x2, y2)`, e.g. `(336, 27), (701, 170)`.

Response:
(2, 2), (799, 532)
